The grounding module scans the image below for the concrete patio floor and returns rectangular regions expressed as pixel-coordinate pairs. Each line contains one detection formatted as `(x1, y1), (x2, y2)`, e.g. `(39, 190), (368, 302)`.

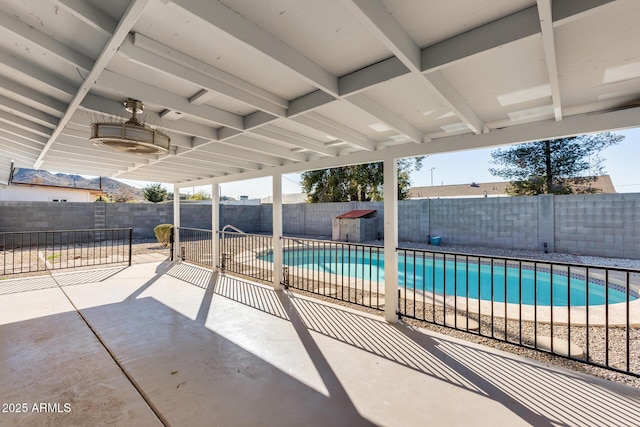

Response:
(1, 261), (639, 427)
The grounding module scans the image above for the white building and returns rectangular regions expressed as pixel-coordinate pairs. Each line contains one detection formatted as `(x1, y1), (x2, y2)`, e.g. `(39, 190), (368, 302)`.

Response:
(0, 183), (104, 202)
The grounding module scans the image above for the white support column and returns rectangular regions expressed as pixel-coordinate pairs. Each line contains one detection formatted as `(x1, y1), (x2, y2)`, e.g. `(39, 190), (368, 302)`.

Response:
(383, 158), (399, 323)
(211, 183), (219, 271)
(272, 174), (283, 290)
(173, 184), (181, 261)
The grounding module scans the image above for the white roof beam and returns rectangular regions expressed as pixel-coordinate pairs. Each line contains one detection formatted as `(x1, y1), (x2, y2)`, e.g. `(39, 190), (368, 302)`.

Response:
(223, 137), (306, 163)
(0, 10), (94, 71)
(244, 111), (278, 130)
(0, 111), (52, 138)
(182, 106), (640, 188)
(346, 93), (425, 143)
(145, 159), (244, 175)
(44, 152), (136, 169)
(287, 57), (409, 117)
(197, 141), (296, 166)
(288, 91), (336, 118)
(339, 57), (409, 96)
(176, 154), (262, 172)
(292, 113), (376, 151)
(34, 0), (151, 169)
(422, 0), (616, 73)
(343, 0), (420, 69)
(553, 0), (616, 25)
(53, 0), (118, 36)
(97, 70), (243, 130)
(537, 0), (562, 121)
(251, 127), (338, 157)
(133, 32), (288, 110)
(167, 0), (339, 96)
(0, 95), (58, 128)
(0, 75), (67, 116)
(118, 34), (287, 117)
(0, 122), (48, 145)
(0, 132), (44, 153)
(180, 148), (267, 169)
(344, 0), (484, 135)
(0, 51), (77, 99)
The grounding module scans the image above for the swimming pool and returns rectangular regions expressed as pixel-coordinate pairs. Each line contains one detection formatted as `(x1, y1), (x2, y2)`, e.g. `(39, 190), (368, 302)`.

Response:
(262, 247), (636, 307)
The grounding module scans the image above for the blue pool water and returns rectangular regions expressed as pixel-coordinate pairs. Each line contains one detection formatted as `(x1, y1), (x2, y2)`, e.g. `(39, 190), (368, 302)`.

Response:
(262, 248), (635, 307)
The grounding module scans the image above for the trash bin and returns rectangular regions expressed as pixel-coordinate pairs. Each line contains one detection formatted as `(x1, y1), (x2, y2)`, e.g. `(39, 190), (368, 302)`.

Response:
(430, 236), (441, 246)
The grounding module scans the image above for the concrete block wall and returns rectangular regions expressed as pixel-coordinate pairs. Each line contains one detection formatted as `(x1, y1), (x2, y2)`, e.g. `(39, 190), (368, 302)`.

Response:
(0, 201), (95, 231)
(427, 196), (539, 250)
(2, 194), (640, 258)
(554, 193), (640, 258)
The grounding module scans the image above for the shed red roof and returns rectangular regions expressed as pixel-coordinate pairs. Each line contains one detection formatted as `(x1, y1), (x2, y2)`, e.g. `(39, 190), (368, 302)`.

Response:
(336, 209), (377, 219)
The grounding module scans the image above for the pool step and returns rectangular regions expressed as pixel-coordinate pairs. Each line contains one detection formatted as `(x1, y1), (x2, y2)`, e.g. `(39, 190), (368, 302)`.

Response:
(445, 315), (479, 331)
(535, 335), (585, 358)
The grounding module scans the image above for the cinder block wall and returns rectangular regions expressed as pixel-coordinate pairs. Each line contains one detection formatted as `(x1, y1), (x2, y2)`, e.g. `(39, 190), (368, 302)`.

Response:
(428, 197), (539, 250)
(2, 194), (640, 258)
(554, 193), (640, 258)
(0, 201), (95, 231)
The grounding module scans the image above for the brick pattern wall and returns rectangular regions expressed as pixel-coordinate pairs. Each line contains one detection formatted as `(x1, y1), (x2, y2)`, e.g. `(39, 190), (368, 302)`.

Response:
(554, 193), (640, 258)
(2, 194), (640, 258)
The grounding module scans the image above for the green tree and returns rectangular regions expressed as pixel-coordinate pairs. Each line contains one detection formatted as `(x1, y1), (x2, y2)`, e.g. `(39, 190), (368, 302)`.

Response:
(489, 132), (623, 196)
(143, 183), (167, 203)
(301, 158), (423, 202)
(189, 191), (211, 200)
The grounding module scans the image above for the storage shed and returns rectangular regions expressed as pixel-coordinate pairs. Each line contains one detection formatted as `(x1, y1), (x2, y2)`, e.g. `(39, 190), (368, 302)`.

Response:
(332, 209), (378, 242)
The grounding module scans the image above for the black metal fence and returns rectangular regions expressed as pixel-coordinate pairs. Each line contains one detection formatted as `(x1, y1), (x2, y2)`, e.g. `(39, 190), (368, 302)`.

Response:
(176, 227), (214, 267)
(219, 230), (273, 282)
(0, 228), (132, 276)
(282, 237), (384, 310)
(397, 248), (640, 377)
(169, 227), (640, 377)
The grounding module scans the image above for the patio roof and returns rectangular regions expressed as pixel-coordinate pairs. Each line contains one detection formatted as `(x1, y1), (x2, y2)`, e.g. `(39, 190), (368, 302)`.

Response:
(1, 0), (640, 186)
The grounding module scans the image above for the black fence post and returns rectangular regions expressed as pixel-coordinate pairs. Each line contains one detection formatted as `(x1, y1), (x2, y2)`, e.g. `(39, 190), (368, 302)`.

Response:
(170, 226), (175, 262)
(128, 228), (133, 266)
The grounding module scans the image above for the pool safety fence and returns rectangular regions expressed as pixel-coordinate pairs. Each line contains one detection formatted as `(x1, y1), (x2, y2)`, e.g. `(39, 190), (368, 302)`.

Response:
(176, 227), (214, 267)
(219, 230), (273, 283)
(0, 228), (132, 276)
(170, 228), (640, 377)
(281, 237), (384, 310)
(398, 248), (640, 378)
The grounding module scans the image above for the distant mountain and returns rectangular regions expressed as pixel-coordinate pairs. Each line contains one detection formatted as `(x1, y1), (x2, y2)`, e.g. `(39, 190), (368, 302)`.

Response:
(12, 169), (144, 201)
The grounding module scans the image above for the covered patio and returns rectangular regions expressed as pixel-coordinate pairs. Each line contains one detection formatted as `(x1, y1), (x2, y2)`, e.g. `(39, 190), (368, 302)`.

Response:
(2, 261), (639, 426)
(2, 0), (640, 424)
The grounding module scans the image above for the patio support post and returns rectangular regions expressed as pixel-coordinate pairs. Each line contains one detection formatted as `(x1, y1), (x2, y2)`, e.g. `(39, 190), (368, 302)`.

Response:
(272, 174), (283, 290)
(384, 158), (399, 323)
(211, 183), (219, 271)
(173, 184), (181, 261)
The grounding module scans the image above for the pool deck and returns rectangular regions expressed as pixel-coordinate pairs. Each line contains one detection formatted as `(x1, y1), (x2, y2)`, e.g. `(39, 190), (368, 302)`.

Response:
(1, 260), (639, 426)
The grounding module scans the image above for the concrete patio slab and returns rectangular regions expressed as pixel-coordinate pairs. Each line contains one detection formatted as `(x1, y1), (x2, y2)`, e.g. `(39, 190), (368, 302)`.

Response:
(1, 261), (638, 426)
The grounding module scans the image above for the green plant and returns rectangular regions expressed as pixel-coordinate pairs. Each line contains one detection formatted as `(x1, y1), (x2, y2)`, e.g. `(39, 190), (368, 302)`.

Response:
(46, 254), (60, 261)
(143, 183), (168, 203)
(154, 224), (173, 247)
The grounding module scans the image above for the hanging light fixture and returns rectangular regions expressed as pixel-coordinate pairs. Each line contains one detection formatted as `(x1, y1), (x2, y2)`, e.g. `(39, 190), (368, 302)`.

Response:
(90, 99), (170, 154)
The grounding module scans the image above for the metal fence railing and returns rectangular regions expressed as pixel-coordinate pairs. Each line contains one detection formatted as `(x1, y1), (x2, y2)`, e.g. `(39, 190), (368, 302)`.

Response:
(397, 248), (640, 377)
(0, 228), (132, 276)
(219, 229), (273, 283)
(281, 237), (384, 310)
(169, 227), (640, 377)
(176, 227), (214, 267)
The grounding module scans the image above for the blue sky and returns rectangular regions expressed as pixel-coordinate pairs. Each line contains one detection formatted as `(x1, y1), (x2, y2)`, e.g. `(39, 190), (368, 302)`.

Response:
(121, 129), (640, 198)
